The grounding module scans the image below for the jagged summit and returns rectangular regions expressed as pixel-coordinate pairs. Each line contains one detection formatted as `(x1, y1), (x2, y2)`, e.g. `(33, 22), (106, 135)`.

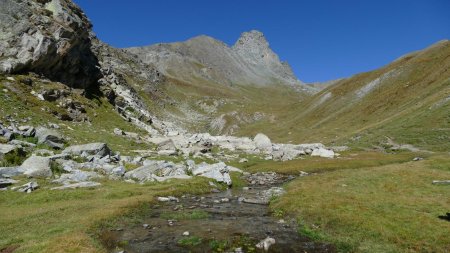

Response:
(233, 30), (270, 51)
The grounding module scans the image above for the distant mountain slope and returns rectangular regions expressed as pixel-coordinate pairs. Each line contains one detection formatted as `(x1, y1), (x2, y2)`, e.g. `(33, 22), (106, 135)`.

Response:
(120, 31), (312, 134)
(126, 30), (311, 92)
(0, 0), (448, 151)
(253, 40), (450, 151)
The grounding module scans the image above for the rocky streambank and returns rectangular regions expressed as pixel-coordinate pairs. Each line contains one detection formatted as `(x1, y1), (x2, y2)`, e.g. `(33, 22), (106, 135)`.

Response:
(101, 172), (336, 253)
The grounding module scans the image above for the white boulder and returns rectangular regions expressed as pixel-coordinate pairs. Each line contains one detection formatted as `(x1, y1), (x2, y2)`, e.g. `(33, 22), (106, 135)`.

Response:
(253, 133), (272, 153)
(311, 148), (335, 158)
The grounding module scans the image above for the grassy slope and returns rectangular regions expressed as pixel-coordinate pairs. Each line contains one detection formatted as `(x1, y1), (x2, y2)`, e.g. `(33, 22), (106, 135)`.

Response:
(229, 151), (419, 174)
(0, 74), (154, 155)
(141, 74), (307, 135)
(134, 41), (449, 152)
(271, 155), (450, 252)
(0, 178), (212, 253)
(254, 41), (450, 151)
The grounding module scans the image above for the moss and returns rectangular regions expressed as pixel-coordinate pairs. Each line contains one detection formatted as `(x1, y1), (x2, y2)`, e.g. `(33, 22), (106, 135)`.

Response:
(160, 210), (210, 220)
(0, 149), (27, 167)
(178, 236), (203, 247)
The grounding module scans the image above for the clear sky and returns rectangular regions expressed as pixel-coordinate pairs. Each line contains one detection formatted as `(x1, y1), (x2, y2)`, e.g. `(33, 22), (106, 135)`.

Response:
(73, 0), (449, 83)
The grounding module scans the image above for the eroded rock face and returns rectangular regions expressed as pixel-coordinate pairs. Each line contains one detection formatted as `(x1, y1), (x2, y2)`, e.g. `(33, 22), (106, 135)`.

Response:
(0, 0), (101, 88)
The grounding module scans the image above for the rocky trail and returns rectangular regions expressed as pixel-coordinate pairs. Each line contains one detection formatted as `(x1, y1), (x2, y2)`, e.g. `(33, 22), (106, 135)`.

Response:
(102, 173), (336, 253)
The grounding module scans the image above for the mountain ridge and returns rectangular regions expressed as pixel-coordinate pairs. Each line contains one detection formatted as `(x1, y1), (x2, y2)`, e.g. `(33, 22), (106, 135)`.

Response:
(0, 0), (448, 151)
(126, 30), (309, 91)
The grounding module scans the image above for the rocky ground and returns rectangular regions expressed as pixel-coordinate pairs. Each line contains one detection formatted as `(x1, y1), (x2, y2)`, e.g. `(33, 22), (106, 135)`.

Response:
(0, 118), (340, 193)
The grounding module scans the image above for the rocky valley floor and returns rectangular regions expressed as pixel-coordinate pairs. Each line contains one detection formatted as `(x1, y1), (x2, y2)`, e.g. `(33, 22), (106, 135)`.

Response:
(0, 74), (449, 253)
(1, 117), (449, 252)
(0, 0), (449, 252)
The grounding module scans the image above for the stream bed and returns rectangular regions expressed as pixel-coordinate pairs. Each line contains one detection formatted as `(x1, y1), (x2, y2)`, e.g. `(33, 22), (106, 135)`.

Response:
(102, 173), (336, 253)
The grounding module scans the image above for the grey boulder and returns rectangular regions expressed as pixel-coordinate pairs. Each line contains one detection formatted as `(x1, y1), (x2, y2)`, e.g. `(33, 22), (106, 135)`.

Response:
(125, 160), (187, 182)
(0, 144), (17, 159)
(0, 166), (25, 177)
(51, 181), (101, 190)
(52, 170), (101, 184)
(14, 181), (39, 193)
(35, 127), (65, 149)
(192, 162), (234, 185)
(0, 178), (18, 188)
(63, 143), (111, 157)
(21, 155), (52, 178)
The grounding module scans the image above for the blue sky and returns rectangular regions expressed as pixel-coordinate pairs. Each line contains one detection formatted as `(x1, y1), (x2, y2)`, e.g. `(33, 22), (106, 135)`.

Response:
(74, 0), (450, 83)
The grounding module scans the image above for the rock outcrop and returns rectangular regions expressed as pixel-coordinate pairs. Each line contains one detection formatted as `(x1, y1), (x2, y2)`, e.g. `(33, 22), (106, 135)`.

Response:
(0, 0), (101, 88)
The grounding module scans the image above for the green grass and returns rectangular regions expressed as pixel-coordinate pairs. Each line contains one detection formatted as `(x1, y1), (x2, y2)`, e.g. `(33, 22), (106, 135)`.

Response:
(231, 151), (418, 174)
(271, 155), (450, 252)
(0, 149), (27, 167)
(15, 136), (38, 144)
(0, 74), (153, 155)
(0, 178), (212, 253)
(229, 171), (247, 188)
(130, 41), (450, 153)
(160, 210), (210, 220)
(178, 236), (203, 247)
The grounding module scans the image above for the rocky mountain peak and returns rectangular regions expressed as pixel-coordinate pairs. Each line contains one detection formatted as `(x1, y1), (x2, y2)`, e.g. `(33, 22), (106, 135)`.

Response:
(232, 30), (271, 56)
(234, 30), (269, 49)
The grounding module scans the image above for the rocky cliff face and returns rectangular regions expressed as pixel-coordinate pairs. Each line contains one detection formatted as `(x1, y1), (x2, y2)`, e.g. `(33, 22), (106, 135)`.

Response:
(126, 30), (310, 91)
(0, 0), (100, 89)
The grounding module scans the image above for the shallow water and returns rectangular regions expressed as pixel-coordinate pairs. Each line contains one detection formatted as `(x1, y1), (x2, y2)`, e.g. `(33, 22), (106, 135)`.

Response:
(103, 177), (335, 253)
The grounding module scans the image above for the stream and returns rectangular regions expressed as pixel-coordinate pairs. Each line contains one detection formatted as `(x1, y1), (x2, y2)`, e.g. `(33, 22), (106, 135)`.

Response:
(102, 173), (336, 253)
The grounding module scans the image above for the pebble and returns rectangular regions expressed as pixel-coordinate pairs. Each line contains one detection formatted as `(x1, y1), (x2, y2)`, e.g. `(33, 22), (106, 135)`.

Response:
(256, 237), (276, 251)
(157, 196), (179, 202)
(143, 224), (150, 229)
(182, 231), (189, 236)
(299, 171), (309, 176)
